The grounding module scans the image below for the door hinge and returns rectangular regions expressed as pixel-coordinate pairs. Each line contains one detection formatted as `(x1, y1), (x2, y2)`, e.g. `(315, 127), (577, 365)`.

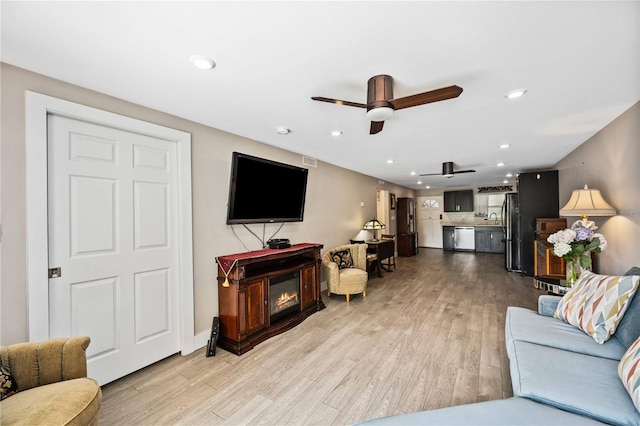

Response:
(49, 267), (61, 278)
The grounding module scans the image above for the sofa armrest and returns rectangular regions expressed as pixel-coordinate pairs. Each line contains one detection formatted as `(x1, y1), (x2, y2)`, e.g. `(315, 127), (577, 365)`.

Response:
(538, 295), (562, 317)
(0, 336), (90, 392)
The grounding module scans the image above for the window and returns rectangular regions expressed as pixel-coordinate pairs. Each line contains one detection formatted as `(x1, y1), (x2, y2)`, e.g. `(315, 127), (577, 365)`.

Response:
(422, 199), (440, 209)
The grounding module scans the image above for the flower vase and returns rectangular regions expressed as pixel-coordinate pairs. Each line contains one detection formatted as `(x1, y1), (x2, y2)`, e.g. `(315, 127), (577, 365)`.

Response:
(565, 257), (580, 287)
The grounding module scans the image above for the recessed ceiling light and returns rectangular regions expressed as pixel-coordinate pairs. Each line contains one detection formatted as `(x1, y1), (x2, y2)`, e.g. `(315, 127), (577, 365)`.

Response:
(276, 127), (290, 135)
(417, 180), (422, 185)
(500, 143), (511, 149)
(189, 54), (215, 70)
(505, 88), (527, 99)
(330, 130), (342, 136)
(497, 162), (505, 167)
(506, 173), (513, 177)
(410, 171), (416, 176)
(425, 185), (430, 189)
(503, 180), (509, 184)
(386, 159), (394, 164)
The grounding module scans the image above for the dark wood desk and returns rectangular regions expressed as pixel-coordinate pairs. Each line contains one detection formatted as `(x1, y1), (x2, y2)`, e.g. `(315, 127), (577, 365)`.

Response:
(366, 240), (395, 277)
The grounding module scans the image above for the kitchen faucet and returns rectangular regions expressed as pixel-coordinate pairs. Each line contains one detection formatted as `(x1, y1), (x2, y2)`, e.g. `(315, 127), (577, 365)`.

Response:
(489, 212), (498, 223)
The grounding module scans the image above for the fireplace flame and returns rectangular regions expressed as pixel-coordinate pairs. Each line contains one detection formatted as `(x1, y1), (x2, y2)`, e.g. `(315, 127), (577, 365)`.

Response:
(272, 291), (299, 313)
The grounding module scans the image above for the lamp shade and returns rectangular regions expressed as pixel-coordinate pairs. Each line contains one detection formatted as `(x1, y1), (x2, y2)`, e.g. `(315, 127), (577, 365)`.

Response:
(363, 218), (386, 230)
(559, 185), (616, 217)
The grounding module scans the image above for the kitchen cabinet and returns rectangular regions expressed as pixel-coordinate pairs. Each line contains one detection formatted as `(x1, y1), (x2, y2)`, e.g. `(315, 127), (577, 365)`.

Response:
(444, 190), (474, 212)
(397, 197), (418, 256)
(443, 226), (455, 251)
(475, 226), (505, 253)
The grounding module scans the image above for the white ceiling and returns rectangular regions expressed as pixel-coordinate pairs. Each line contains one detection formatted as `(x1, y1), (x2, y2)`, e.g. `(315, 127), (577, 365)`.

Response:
(2, 1), (639, 190)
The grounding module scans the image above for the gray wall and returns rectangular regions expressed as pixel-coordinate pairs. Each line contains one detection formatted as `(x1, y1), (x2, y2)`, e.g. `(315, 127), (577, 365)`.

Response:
(555, 102), (640, 274)
(0, 63), (413, 345)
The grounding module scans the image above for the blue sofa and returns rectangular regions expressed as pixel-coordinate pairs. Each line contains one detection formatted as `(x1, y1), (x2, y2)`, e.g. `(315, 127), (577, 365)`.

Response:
(361, 267), (640, 425)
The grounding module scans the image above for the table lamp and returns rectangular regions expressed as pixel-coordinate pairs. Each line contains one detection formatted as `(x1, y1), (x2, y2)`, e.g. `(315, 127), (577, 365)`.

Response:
(363, 218), (386, 241)
(559, 185), (616, 229)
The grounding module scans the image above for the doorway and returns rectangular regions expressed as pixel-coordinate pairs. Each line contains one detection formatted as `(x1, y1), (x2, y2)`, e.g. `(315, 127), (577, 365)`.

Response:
(417, 196), (443, 248)
(26, 92), (194, 385)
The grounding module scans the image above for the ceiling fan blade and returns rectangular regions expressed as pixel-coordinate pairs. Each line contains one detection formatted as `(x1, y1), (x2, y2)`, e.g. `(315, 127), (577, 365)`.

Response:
(452, 169), (476, 174)
(389, 85), (463, 110)
(311, 96), (367, 108)
(418, 172), (440, 176)
(370, 121), (384, 134)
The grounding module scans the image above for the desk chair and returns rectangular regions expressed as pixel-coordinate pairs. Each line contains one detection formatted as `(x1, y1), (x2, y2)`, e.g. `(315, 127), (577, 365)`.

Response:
(380, 234), (396, 271)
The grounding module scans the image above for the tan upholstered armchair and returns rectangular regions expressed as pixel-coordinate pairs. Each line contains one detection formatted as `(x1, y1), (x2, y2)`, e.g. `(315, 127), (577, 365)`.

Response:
(0, 336), (102, 425)
(322, 243), (368, 302)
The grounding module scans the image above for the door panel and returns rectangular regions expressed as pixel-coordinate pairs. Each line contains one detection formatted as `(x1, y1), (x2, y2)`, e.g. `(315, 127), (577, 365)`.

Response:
(134, 269), (170, 342)
(246, 279), (266, 335)
(134, 182), (168, 249)
(70, 176), (117, 255)
(71, 277), (119, 358)
(48, 115), (180, 385)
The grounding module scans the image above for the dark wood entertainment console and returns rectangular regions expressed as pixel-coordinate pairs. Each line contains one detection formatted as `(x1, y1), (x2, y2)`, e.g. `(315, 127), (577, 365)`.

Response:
(216, 243), (325, 355)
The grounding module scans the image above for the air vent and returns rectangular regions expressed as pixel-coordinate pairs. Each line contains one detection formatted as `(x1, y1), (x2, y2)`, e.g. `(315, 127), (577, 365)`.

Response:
(302, 156), (317, 168)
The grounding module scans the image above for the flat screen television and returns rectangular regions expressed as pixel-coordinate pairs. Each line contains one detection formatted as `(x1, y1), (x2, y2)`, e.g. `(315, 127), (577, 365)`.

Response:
(226, 152), (309, 224)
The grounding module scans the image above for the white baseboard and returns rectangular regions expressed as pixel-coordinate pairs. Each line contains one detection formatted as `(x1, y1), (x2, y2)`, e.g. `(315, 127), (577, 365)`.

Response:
(194, 330), (210, 351)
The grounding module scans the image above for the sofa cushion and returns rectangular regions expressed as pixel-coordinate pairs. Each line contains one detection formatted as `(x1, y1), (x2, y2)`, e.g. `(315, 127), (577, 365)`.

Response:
(510, 340), (640, 425)
(0, 377), (102, 425)
(331, 249), (353, 269)
(0, 358), (18, 400)
(616, 267), (640, 348)
(506, 306), (626, 361)
(554, 271), (639, 344)
(357, 397), (605, 425)
(619, 336), (640, 413)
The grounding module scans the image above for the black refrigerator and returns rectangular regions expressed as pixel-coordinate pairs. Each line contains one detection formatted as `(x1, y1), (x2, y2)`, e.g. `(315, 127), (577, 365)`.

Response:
(503, 192), (521, 272)
(503, 171), (559, 276)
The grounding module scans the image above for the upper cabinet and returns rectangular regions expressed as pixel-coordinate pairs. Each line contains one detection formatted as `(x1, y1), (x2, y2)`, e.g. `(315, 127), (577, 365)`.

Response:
(444, 190), (474, 212)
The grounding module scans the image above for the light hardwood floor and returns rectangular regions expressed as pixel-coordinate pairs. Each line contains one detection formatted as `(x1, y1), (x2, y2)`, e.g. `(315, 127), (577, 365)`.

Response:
(100, 249), (540, 425)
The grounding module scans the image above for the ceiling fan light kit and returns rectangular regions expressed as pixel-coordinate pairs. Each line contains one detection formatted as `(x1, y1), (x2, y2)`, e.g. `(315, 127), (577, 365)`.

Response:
(311, 74), (463, 135)
(366, 106), (394, 122)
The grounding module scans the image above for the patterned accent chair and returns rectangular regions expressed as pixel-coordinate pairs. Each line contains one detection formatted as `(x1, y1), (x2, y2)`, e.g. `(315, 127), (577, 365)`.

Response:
(322, 244), (368, 302)
(0, 337), (102, 425)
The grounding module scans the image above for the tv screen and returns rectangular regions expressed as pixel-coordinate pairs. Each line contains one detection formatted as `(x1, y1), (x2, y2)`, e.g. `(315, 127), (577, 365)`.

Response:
(227, 152), (309, 224)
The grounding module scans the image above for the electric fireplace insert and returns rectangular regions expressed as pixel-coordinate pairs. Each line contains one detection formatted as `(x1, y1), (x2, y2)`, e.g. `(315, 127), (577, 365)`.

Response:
(269, 271), (300, 323)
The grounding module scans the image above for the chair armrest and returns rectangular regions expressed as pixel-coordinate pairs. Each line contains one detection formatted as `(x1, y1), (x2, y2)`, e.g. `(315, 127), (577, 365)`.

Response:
(0, 336), (90, 392)
(321, 259), (339, 285)
(538, 295), (562, 317)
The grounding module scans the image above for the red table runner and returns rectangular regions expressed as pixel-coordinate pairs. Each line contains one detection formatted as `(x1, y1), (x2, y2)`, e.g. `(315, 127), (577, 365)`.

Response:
(216, 243), (319, 286)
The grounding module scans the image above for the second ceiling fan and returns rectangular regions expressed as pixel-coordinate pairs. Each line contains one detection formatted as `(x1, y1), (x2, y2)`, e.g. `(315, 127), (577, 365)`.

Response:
(421, 162), (476, 178)
(311, 75), (463, 135)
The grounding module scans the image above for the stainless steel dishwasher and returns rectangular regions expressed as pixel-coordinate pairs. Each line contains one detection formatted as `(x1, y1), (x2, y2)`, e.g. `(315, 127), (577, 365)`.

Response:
(454, 227), (475, 251)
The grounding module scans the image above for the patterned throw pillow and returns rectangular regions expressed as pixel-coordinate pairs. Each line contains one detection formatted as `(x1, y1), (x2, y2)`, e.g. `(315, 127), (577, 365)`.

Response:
(0, 358), (18, 400)
(554, 271), (640, 344)
(618, 336), (640, 412)
(331, 249), (353, 269)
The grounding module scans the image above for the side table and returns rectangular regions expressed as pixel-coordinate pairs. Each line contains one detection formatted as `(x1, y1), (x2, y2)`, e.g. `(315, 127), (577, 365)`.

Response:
(533, 275), (571, 296)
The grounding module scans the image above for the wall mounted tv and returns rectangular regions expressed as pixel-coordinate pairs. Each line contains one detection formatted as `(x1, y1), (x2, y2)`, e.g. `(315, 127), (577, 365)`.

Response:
(226, 152), (309, 224)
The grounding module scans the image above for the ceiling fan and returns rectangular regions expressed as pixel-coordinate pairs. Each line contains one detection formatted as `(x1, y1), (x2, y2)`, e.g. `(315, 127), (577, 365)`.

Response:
(420, 162), (476, 178)
(311, 75), (463, 135)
